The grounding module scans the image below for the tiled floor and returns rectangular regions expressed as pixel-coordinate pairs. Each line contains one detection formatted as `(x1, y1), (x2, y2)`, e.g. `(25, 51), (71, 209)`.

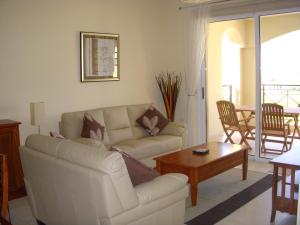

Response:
(9, 197), (37, 225)
(184, 166), (268, 222)
(8, 160), (297, 225)
(184, 160), (297, 225)
(214, 132), (300, 160)
(222, 162), (297, 225)
(216, 188), (297, 225)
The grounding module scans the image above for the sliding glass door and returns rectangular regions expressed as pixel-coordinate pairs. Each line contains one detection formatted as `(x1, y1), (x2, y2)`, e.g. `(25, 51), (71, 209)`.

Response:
(206, 10), (300, 159)
(259, 12), (300, 158)
(207, 18), (256, 155)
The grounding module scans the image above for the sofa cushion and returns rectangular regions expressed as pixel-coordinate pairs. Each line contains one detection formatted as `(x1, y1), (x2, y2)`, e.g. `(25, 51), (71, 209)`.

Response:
(159, 122), (186, 137)
(72, 137), (103, 148)
(104, 107), (131, 130)
(114, 139), (162, 160)
(111, 148), (158, 186)
(81, 112), (105, 141)
(143, 135), (182, 153)
(25, 134), (64, 157)
(136, 173), (188, 204)
(25, 134), (128, 175)
(127, 104), (150, 139)
(104, 107), (134, 145)
(136, 106), (169, 136)
(127, 104), (151, 126)
(114, 135), (181, 160)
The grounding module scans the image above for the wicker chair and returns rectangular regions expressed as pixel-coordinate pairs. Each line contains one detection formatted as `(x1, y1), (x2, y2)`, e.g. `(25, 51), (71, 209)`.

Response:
(216, 100), (255, 147)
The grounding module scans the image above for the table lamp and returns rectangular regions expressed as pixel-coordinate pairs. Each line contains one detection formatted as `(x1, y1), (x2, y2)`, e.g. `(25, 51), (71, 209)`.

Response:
(30, 102), (45, 134)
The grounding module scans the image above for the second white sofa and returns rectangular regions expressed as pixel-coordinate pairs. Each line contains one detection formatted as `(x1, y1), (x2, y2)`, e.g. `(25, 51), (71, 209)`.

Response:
(60, 103), (186, 166)
(20, 134), (189, 225)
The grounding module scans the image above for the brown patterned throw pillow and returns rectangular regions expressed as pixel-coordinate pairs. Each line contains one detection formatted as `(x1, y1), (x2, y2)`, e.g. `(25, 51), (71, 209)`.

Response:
(81, 112), (105, 141)
(136, 106), (169, 136)
(111, 147), (159, 186)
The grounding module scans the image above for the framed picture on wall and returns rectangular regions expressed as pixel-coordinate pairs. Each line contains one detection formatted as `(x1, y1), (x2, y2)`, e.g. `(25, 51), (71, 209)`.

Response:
(80, 32), (120, 82)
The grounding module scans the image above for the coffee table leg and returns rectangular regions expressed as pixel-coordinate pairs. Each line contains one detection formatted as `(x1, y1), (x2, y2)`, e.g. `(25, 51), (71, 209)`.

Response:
(190, 169), (198, 206)
(271, 165), (278, 222)
(191, 182), (198, 206)
(242, 149), (248, 180)
(156, 161), (161, 174)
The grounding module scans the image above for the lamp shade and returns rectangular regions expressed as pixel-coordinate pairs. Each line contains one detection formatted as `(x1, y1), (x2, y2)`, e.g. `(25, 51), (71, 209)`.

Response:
(30, 102), (45, 126)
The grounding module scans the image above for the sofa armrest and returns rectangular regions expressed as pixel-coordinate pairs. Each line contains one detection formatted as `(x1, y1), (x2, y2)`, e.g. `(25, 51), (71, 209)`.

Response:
(160, 122), (186, 137)
(135, 173), (188, 205)
(72, 137), (104, 148)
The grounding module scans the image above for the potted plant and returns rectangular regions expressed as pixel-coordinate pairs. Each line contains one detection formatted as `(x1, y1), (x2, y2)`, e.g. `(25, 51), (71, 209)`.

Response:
(156, 72), (182, 122)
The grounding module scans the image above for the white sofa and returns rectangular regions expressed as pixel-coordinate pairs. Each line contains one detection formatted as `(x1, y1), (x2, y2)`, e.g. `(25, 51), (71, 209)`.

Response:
(20, 135), (189, 225)
(60, 103), (186, 166)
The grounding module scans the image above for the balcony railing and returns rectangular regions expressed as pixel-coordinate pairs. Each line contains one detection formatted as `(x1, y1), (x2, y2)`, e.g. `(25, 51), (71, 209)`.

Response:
(262, 84), (300, 108)
(221, 84), (300, 108)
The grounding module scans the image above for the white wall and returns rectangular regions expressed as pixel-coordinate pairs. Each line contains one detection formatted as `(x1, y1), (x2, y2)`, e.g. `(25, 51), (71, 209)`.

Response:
(0, 0), (185, 143)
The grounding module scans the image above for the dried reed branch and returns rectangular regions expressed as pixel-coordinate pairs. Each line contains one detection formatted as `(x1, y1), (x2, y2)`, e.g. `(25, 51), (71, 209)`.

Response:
(156, 72), (182, 121)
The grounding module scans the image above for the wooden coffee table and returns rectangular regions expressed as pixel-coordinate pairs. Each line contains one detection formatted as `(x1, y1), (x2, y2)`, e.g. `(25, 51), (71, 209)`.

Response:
(154, 142), (249, 206)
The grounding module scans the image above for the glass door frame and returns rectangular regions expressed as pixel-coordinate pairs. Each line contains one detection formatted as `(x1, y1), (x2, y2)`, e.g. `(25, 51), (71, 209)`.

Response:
(205, 6), (300, 160)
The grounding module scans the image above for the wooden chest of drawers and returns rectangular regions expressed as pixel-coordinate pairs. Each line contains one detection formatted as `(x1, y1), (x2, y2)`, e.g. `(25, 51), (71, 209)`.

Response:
(0, 120), (26, 199)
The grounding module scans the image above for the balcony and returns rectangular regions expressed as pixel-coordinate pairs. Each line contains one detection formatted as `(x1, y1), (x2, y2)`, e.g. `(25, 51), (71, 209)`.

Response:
(222, 84), (300, 108)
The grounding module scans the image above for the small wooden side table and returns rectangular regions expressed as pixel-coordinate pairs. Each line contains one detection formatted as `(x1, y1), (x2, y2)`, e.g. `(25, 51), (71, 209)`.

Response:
(270, 151), (300, 222)
(0, 120), (26, 199)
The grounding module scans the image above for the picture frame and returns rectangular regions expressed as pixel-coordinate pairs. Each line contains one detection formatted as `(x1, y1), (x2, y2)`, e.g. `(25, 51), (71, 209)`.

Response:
(80, 32), (120, 82)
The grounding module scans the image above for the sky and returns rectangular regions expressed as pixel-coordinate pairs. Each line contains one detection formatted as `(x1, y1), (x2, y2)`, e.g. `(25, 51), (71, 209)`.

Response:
(261, 30), (300, 85)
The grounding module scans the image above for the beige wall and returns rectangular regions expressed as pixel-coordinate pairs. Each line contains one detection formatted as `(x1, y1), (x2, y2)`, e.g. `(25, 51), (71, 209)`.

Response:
(241, 19), (255, 107)
(0, 0), (185, 143)
(261, 13), (300, 43)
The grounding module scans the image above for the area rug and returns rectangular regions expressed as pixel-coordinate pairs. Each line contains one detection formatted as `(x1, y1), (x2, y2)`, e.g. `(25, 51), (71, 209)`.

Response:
(184, 168), (273, 225)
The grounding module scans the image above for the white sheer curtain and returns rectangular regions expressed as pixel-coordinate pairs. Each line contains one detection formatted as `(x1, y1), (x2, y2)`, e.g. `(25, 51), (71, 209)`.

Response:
(183, 6), (209, 146)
